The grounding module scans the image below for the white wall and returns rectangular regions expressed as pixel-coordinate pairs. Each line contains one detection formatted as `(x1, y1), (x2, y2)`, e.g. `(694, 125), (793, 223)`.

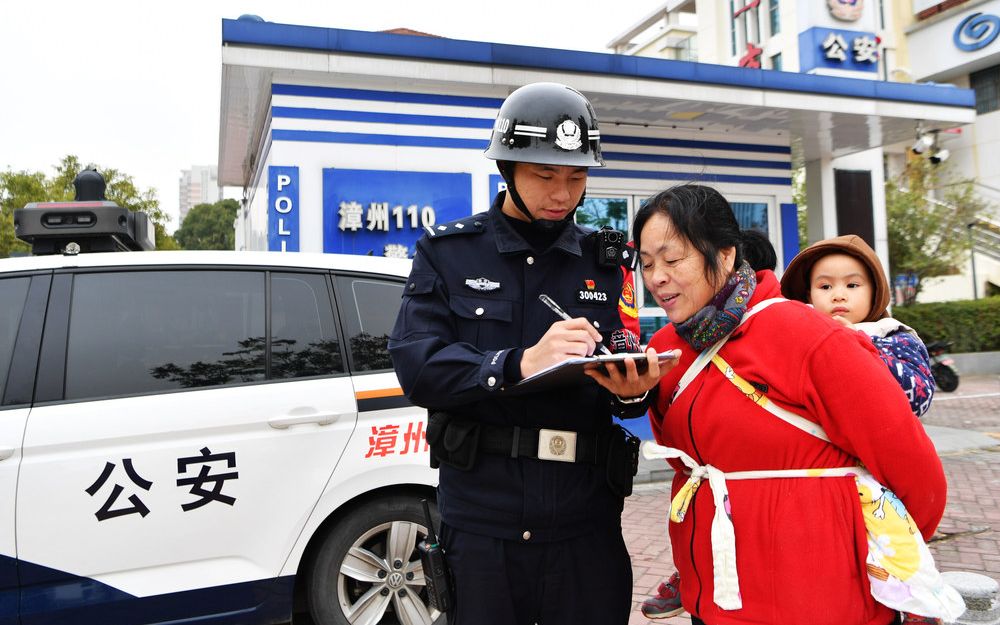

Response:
(919, 252), (1000, 302)
(908, 0), (1000, 82)
(694, 0), (730, 64)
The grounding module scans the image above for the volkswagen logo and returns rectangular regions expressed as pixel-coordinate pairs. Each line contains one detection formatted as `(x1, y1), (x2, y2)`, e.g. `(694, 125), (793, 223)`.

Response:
(387, 572), (405, 589)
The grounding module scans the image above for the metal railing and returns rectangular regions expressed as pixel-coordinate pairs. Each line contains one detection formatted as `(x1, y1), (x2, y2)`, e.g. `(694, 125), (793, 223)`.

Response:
(969, 217), (1000, 263)
(896, 187), (1000, 263)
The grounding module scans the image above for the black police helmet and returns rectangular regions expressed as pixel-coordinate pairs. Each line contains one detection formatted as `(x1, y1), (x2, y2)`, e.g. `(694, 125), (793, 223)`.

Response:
(485, 83), (604, 168)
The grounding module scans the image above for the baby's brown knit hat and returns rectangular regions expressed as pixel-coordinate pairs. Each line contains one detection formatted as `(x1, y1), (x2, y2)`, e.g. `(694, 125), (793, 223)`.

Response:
(780, 234), (890, 322)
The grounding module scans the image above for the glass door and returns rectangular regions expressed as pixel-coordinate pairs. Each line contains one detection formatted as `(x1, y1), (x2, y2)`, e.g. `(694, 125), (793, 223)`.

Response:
(576, 195), (630, 232)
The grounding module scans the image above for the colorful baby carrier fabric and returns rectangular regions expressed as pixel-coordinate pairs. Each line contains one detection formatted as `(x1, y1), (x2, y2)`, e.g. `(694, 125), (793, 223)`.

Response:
(856, 317), (935, 418)
(658, 298), (965, 620)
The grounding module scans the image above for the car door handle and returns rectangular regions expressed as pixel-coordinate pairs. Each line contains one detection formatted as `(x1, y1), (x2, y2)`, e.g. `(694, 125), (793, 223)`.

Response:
(0, 448), (15, 461)
(268, 413), (345, 429)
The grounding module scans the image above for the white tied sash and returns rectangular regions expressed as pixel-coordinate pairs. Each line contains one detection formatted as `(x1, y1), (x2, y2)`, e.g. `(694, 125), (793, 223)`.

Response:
(662, 446), (862, 611)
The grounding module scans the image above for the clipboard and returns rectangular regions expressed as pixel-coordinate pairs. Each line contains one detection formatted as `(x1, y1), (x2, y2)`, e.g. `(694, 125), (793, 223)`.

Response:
(506, 350), (678, 394)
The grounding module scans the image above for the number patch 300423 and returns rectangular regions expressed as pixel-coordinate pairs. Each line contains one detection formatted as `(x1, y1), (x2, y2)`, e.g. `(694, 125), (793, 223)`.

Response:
(578, 290), (608, 302)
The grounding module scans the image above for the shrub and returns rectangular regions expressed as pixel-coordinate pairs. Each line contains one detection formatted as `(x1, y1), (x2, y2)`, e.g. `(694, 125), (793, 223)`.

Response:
(893, 296), (1000, 353)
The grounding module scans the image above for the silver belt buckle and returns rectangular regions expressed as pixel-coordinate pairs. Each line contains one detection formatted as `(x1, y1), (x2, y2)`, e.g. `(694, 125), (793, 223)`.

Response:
(537, 429), (577, 463)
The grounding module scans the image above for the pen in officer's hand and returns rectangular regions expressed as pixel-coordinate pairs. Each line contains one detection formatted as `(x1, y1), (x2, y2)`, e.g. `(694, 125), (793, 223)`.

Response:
(538, 293), (613, 355)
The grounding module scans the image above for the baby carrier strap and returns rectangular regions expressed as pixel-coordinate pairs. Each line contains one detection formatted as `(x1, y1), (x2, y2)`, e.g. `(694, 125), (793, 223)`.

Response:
(672, 297), (786, 400)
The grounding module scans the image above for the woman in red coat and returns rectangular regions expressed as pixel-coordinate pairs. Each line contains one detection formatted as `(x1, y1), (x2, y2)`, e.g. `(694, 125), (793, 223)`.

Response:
(635, 184), (947, 625)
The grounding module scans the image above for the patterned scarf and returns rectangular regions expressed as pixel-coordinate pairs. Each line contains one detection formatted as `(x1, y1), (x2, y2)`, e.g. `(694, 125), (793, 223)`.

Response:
(674, 261), (757, 352)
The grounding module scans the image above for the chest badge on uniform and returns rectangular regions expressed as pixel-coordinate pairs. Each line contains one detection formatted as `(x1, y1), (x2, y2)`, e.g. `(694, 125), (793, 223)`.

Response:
(577, 279), (609, 303)
(465, 277), (501, 292)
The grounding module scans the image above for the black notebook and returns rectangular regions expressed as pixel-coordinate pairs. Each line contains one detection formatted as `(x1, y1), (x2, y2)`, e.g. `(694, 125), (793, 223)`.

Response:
(506, 350), (678, 394)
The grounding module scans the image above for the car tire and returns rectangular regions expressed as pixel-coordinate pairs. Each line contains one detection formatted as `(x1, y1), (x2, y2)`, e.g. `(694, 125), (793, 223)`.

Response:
(307, 495), (445, 625)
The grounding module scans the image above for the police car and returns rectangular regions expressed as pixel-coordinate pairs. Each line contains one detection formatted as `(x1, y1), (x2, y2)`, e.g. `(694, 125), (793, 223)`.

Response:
(1, 176), (440, 625)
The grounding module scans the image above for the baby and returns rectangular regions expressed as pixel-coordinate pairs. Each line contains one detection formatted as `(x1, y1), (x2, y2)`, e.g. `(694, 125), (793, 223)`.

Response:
(782, 234), (941, 625)
(780, 234), (935, 419)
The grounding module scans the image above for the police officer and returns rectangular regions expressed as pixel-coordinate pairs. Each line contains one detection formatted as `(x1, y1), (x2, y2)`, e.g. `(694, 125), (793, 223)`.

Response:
(389, 82), (674, 625)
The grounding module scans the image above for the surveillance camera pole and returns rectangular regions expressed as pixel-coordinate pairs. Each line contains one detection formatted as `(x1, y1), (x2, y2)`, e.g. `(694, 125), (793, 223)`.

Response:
(968, 221), (979, 300)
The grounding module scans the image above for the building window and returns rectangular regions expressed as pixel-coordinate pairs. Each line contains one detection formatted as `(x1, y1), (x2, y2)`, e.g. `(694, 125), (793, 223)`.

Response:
(730, 0), (738, 56)
(639, 316), (670, 344)
(731, 202), (769, 236)
(677, 36), (698, 62)
(769, 0), (780, 36)
(771, 52), (782, 71)
(971, 65), (1000, 114)
(730, 0), (762, 64)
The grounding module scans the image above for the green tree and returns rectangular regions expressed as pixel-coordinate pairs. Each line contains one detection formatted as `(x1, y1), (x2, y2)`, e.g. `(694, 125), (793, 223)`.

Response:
(792, 168), (809, 250)
(174, 199), (239, 250)
(0, 169), (47, 257)
(0, 155), (178, 256)
(886, 157), (990, 302)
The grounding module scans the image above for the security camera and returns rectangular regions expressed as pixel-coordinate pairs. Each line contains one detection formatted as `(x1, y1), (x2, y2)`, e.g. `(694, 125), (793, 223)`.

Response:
(930, 148), (950, 164)
(911, 134), (934, 154)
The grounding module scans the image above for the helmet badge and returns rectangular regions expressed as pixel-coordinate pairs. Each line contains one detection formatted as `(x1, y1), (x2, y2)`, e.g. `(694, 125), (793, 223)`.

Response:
(554, 120), (583, 151)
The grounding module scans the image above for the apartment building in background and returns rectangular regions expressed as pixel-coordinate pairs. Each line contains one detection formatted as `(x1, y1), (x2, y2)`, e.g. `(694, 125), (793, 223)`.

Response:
(178, 165), (222, 225)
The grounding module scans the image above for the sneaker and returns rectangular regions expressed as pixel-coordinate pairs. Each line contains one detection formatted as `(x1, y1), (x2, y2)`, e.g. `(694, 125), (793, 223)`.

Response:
(900, 614), (942, 625)
(640, 572), (684, 619)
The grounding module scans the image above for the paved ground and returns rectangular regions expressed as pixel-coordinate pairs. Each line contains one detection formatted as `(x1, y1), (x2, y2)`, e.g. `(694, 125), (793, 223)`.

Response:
(622, 374), (1000, 625)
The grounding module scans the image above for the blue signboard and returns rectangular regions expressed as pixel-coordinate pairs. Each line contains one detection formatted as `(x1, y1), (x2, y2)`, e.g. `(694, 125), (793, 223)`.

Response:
(798, 27), (879, 74)
(268, 166), (299, 252)
(323, 169), (472, 257)
(488, 174), (507, 207)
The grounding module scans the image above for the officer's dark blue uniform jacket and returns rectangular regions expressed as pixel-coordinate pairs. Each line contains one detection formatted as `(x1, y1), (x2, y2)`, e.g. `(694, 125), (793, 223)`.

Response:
(389, 193), (646, 542)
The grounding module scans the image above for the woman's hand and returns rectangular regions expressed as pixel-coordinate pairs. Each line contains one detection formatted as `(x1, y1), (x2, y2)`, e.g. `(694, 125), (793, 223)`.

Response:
(583, 347), (680, 398)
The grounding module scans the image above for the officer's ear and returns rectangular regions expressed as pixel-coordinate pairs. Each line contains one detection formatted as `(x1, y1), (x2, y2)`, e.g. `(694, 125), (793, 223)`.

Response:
(497, 160), (517, 184)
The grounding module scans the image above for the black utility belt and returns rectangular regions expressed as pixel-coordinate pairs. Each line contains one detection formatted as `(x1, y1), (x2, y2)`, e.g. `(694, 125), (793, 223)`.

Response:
(478, 423), (601, 465)
(426, 412), (639, 497)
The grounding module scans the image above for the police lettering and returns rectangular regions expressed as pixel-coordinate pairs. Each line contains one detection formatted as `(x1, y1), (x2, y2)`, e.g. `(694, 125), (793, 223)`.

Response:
(272, 172), (296, 252)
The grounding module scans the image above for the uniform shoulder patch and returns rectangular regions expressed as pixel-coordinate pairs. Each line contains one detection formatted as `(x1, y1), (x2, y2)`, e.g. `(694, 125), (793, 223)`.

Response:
(424, 214), (487, 239)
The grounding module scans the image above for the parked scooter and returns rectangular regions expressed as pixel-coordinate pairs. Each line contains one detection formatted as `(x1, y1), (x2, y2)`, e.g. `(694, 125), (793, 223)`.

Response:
(926, 340), (960, 392)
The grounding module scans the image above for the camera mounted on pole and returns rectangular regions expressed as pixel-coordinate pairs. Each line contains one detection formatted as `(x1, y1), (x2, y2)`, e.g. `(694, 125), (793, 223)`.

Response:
(14, 168), (156, 255)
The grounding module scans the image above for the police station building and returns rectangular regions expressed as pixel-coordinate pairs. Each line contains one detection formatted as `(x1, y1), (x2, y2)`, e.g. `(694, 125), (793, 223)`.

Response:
(218, 15), (974, 338)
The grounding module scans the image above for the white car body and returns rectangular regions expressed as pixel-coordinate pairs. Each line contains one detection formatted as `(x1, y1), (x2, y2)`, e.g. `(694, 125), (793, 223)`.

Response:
(0, 250), (438, 625)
